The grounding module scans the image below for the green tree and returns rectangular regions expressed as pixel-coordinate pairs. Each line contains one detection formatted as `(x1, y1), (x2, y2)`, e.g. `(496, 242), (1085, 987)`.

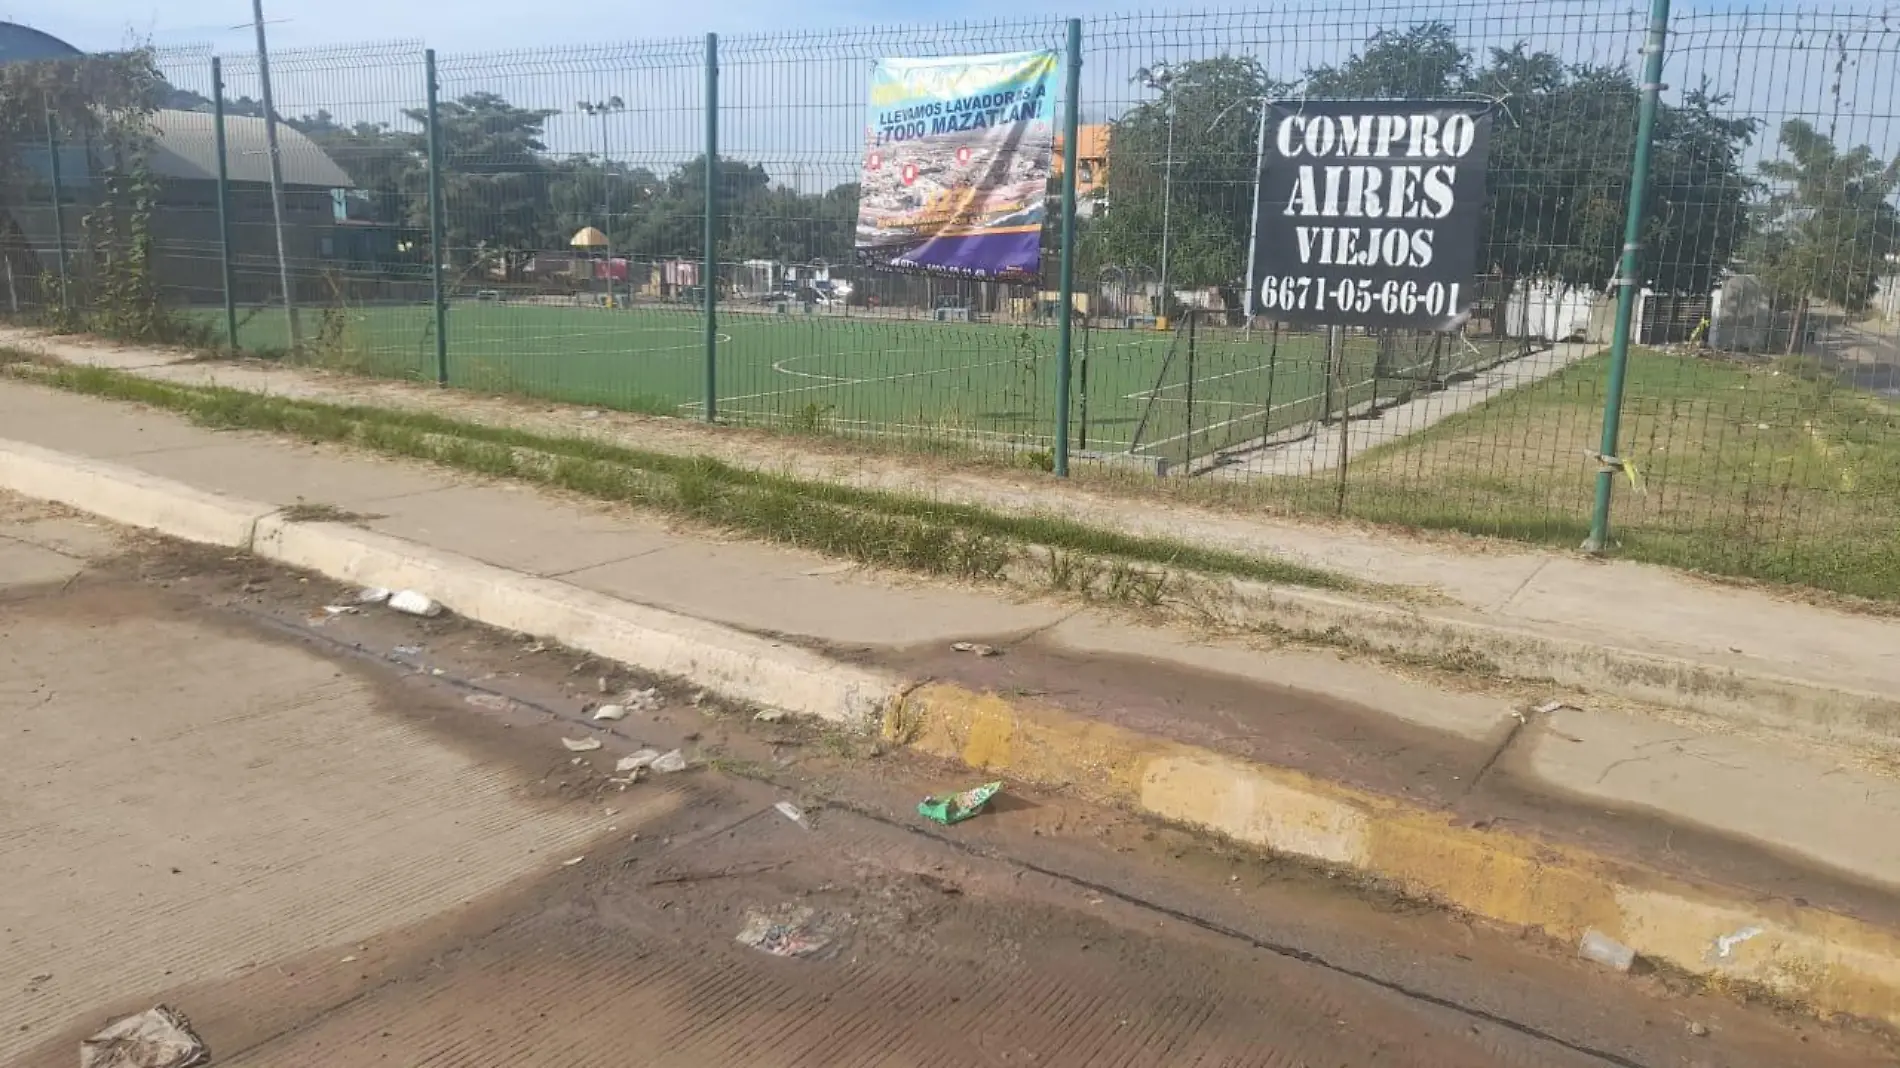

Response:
(1630, 85), (1759, 297)
(1752, 118), (1900, 345)
(621, 155), (771, 259)
(1471, 53), (1644, 297)
(544, 154), (660, 250)
(1303, 26), (1759, 311)
(288, 110), (422, 227)
(399, 92), (558, 279)
(2, 50), (176, 336)
(1082, 55), (1288, 308)
(1305, 22), (1469, 98)
(1470, 49), (1758, 300)
(726, 182), (857, 264)
(2, 50), (164, 175)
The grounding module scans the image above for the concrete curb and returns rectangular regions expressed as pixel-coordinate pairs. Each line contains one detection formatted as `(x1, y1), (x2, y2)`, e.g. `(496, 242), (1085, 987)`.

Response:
(253, 516), (899, 726)
(0, 439), (901, 728)
(0, 440), (274, 550)
(894, 682), (1900, 1028)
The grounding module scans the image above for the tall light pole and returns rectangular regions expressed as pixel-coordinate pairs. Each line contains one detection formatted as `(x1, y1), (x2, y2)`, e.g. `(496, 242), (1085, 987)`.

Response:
(1135, 64), (1176, 323)
(251, 0), (300, 348)
(1210, 93), (1272, 336)
(577, 96), (625, 305)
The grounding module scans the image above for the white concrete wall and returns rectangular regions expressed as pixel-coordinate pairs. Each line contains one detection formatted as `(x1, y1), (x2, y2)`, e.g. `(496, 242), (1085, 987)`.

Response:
(1710, 275), (1776, 352)
(1503, 282), (1605, 342)
(1874, 278), (1900, 323)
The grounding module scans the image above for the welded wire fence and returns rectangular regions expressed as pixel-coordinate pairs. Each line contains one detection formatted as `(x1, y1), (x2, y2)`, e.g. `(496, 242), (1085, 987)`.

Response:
(4, 3), (1898, 596)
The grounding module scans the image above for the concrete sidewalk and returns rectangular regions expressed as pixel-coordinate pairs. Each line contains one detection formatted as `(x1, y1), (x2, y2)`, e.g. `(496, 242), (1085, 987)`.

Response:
(6, 326), (1896, 729)
(6, 362), (1900, 1023)
(1225, 342), (1599, 477)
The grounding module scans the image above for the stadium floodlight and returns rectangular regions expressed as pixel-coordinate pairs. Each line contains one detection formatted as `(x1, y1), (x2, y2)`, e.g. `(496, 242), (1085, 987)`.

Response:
(576, 97), (628, 305)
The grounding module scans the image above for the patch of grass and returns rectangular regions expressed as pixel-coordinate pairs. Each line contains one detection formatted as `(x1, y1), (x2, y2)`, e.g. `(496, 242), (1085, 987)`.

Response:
(17, 339), (1900, 601)
(11, 356), (1365, 596)
(1104, 561), (1169, 608)
(1044, 548), (1088, 593)
(279, 500), (380, 524)
(1333, 348), (1900, 601)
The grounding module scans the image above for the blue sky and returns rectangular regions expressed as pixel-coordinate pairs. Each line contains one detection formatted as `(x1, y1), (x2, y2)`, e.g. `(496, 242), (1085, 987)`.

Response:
(19, 1), (1894, 195)
(26, 1), (1093, 53)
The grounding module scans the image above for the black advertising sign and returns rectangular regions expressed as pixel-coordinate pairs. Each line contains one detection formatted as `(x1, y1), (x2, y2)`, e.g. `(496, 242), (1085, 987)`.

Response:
(1251, 100), (1493, 331)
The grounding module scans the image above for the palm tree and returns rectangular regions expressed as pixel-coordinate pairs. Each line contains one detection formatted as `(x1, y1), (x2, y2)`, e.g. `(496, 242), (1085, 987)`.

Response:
(1752, 119), (1900, 352)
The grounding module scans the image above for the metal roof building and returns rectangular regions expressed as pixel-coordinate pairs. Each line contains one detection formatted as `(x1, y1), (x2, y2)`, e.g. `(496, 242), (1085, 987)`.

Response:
(0, 21), (83, 64)
(147, 109), (356, 189)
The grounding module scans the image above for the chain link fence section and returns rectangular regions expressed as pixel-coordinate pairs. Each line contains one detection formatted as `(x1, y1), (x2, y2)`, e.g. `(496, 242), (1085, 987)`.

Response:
(202, 43), (430, 369)
(712, 21), (1070, 444)
(426, 39), (708, 408)
(1086, 3), (1639, 482)
(3, 4), (1896, 596)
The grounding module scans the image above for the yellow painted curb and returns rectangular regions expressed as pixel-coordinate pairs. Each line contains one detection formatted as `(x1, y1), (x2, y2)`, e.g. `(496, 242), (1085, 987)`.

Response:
(892, 682), (1900, 1027)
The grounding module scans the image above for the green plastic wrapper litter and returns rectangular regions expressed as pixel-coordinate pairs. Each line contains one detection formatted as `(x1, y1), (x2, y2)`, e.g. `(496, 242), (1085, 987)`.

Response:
(918, 781), (1003, 825)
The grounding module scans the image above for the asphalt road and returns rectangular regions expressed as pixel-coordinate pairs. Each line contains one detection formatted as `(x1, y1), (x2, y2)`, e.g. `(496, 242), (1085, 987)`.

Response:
(3, 491), (1891, 1068)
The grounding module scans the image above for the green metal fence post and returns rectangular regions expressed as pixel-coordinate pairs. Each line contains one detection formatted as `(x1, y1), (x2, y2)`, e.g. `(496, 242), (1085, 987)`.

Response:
(1584, 0), (1672, 553)
(44, 100), (68, 307)
(702, 32), (720, 423)
(425, 48), (449, 386)
(1052, 18), (1082, 476)
(211, 58), (239, 351)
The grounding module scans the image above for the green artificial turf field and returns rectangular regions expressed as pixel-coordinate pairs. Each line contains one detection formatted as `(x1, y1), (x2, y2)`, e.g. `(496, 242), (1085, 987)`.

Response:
(218, 299), (1476, 464)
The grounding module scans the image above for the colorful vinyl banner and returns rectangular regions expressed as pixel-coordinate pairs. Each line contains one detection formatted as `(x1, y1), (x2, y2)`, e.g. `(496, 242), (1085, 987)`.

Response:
(855, 50), (1059, 281)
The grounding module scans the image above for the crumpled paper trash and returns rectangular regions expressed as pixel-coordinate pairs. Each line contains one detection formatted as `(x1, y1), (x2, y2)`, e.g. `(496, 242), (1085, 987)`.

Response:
(735, 905), (834, 958)
(80, 1006), (209, 1068)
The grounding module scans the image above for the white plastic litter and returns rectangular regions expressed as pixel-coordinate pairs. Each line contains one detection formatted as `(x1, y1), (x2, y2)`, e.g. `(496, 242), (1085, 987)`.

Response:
(388, 590), (443, 618)
(626, 687), (662, 711)
(592, 704), (627, 721)
(775, 801), (808, 826)
(1712, 925), (1763, 960)
(1578, 928), (1636, 972)
(355, 587), (392, 605)
(755, 709), (787, 723)
(80, 1006), (209, 1068)
(561, 737), (603, 752)
(615, 749), (662, 774)
(650, 749), (688, 774)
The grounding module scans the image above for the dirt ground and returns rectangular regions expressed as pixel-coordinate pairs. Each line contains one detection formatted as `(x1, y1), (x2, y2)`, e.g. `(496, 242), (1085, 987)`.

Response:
(3, 495), (1893, 1067)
